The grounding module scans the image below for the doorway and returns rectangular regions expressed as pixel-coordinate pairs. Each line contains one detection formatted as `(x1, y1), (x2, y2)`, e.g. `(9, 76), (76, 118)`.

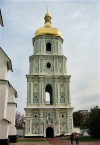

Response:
(46, 127), (54, 138)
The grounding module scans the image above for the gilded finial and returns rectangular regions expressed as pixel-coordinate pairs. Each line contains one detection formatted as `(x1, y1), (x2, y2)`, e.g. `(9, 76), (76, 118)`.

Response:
(35, 9), (62, 37)
(44, 7), (52, 27)
(46, 6), (48, 13)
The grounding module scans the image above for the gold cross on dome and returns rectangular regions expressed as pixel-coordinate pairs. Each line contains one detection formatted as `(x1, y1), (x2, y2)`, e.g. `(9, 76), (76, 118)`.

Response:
(46, 6), (49, 12)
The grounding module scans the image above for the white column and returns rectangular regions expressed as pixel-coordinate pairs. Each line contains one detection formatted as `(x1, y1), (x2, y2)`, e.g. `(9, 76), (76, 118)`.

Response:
(54, 79), (58, 104)
(33, 58), (35, 74)
(27, 82), (29, 105)
(57, 81), (60, 104)
(31, 82), (33, 104)
(67, 78), (71, 105)
(30, 119), (32, 134)
(41, 81), (44, 104)
(56, 59), (58, 74)
(38, 58), (40, 74)
(56, 110), (60, 135)
(43, 80), (45, 104)
(39, 79), (41, 104)
(64, 80), (67, 105)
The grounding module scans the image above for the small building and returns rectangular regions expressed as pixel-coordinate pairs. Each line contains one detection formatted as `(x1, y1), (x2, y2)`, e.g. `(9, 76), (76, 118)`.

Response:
(0, 47), (17, 144)
(0, 10), (17, 145)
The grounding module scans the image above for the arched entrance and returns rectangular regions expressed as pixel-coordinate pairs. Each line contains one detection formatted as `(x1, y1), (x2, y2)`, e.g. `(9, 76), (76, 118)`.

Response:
(46, 127), (54, 138)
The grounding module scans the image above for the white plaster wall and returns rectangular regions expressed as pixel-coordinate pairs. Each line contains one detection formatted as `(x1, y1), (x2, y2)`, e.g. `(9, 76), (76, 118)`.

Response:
(7, 104), (16, 136)
(0, 120), (9, 139)
(8, 87), (16, 103)
(30, 55), (67, 75)
(0, 50), (8, 80)
(9, 124), (16, 135)
(6, 104), (16, 125)
(33, 37), (63, 55)
(0, 83), (8, 120)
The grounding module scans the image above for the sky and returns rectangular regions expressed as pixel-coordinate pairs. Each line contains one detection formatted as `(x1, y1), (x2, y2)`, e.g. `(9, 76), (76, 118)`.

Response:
(0, 0), (100, 114)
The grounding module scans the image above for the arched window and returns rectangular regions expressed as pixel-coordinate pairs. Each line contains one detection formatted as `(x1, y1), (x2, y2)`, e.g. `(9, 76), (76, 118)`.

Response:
(46, 43), (51, 51)
(45, 84), (53, 105)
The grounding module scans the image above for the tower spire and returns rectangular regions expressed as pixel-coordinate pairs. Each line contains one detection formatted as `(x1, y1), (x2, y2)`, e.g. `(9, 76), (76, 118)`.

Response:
(44, 8), (52, 27)
(46, 6), (48, 13)
(35, 10), (62, 37)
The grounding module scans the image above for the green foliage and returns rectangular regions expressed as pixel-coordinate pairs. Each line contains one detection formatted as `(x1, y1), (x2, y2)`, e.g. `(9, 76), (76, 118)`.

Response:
(84, 106), (100, 138)
(15, 112), (25, 129)
(73, 112), (84, 127)
(18, 138), (46, 142)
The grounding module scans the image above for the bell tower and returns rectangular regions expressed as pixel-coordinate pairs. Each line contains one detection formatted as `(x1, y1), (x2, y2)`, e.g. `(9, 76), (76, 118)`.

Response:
(25, 10), (73, 137)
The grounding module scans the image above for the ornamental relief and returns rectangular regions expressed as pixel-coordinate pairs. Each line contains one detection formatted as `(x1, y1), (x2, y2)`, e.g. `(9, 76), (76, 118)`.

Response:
(31, 56), (67, 74)
(33, 94), (38, 103)
(60, 85), (64, 93)
(28, 83), (31, 104)
(43, 112), (56, 120)
(32, 122), (40, 134)
(60, 96), (65, 103)
(26, 110), (32, 116)
(40, 59), (43, 72)
(60, 112), (66, 121)
(25, 120), (30, 133)
(34, 84), (38, 93)
(59, 60), (63, 73)
(34, 59), (39, 73)
(44, 79), (53, 86)
(60, 85), (65, 103)
(60, 122), (67, 134)
(32, 112), (40, 119)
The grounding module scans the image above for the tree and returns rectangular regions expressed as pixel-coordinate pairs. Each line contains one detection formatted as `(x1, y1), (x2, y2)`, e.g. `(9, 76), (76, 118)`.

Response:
(73, 112), (84, 127)
(15, 112), (25, 129)
(84, 106), (100, 138)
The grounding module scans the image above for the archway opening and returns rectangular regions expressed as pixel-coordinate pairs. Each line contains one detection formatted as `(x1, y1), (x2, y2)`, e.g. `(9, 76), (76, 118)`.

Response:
(45, 85), (53, 105)
(45, 92), (50, 104)
(46, 127), (54, 138)
(46, 43), (51, 51)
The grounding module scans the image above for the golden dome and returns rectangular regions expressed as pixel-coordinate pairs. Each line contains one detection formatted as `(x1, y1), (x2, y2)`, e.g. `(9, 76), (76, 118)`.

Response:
(35, 11), (62, 37)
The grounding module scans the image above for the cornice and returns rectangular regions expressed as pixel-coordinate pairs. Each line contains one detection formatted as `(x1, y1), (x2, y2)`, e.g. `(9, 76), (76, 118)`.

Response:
(33, 35), (63, 45)
(29, 54), (67, 61)
(0, 79), (17, 98)
(0, 47), (13, 71)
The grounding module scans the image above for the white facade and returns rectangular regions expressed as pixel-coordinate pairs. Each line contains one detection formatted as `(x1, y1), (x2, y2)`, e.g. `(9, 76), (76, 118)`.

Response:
(0, 119), (9, 139)
(7, 85), (17, 136)
(25, 13), (73, 137)
(0, 47), (17, 143)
